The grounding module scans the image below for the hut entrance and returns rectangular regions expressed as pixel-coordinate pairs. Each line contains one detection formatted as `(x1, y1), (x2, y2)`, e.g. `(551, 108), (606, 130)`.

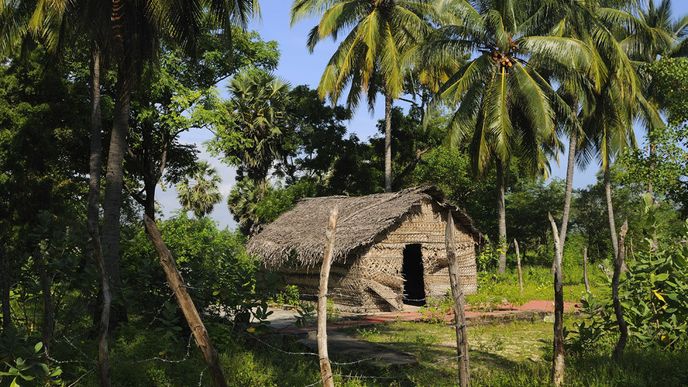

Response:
(402, 244), (426, 306)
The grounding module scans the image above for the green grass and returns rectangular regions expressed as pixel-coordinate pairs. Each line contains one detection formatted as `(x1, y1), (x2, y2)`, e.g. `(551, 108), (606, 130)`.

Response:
(346, 320), (688, 386)
(466, 264), (610, 308)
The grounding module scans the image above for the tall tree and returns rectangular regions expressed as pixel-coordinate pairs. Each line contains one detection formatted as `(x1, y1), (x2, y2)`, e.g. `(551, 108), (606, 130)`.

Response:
(101, 0), (259, 322)
(291, 0), (433, 192)
(426, 0), (591, 273)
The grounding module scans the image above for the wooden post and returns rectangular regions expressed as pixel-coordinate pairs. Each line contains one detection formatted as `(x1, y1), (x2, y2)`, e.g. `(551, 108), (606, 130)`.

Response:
(583, 247), (590, 294)
(514, 239), (523, 293)
(143, 216), (227, 387)
(612, 221), (629, 361)
(547, 214), (565, 387)
(445, 212), (470, 387)
(318, 207), (338, 387)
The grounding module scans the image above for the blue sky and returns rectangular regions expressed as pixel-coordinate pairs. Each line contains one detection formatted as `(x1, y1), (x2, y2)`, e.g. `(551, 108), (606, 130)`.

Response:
(158, 0), (688, 229)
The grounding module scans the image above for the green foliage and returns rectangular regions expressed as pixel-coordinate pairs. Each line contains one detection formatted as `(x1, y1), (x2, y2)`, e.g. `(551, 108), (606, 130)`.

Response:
(0, 342), (62, 386)
(619, 124), (688, 216)
(273, 285), (300, 307)
(122, 215), (270, 326)
(176, 161), (223, 218)
(649, 57), (688, 125)
(572, 225), (688, 352)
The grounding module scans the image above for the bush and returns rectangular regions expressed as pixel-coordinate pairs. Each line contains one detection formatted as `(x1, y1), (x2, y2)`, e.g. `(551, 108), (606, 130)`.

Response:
(571, 224), (688, 352)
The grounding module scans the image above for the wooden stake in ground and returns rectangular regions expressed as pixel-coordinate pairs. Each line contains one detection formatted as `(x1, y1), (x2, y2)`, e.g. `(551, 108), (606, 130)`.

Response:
(144, 216), (227, 387)
(445, 212), (470, 387)
(612, 221), (629, 361)
(514, 239), (523, 293)
(583, 247), (590, 294)
(547, 213), (565, 387)
(318, 207), (338, 387)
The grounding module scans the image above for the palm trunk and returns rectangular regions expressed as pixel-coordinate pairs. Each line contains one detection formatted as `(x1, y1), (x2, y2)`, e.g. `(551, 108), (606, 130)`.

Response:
(548, 214), (565, 386)
(496, 160), (507, 273)
(612, 222), (629, 360)
(88, 44), (112, 387)
(1, 248), (10, 332)
(37, 249), (54, 354)
(384, 94), (393, 192)
(102, 58), (131, 318)
(603, 158), (619, 260)
(552, 133), (577, 272)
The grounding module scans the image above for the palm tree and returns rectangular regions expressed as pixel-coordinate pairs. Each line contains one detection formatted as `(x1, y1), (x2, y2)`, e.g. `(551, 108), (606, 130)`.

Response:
(426, 0), (592, 274)
(177, 162), (223, 218)
(291, 0), (434, 192)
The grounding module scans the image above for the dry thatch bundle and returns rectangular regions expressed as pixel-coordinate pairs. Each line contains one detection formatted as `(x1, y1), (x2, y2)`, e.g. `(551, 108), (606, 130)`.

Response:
(248, 186), (480, 268)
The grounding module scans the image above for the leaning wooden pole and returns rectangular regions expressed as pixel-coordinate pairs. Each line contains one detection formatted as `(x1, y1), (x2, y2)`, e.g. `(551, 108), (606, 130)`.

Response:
(514, 239), (523, 293)
(318, 207), (338, 387)
(548, 213), (565, 387)
(143, 216), (227, 387)
(445, 212), (470, 387)
(612, 221), (629, 361)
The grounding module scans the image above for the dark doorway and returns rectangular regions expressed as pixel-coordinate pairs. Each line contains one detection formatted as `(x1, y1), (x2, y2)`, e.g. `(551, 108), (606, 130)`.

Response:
(402, 244), (426, 306)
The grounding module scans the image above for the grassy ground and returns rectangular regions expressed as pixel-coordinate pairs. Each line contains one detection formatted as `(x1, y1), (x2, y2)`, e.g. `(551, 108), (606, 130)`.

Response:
(466, 264), (610, 308)
(344, 320), (687, 386)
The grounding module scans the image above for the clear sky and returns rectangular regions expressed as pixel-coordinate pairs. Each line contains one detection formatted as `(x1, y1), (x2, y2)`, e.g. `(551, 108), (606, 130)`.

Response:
(157, 0), (688, 229)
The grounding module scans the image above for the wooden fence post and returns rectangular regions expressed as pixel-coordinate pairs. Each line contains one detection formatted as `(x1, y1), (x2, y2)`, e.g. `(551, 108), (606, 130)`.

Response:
(445, 212), (470, 387)
(514, 239), (523, 293)
(144, 216), (227, 387)
(318, 207), (338, 387)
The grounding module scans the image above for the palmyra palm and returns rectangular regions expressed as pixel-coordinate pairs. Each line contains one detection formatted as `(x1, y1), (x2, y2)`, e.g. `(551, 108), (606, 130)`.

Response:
(178, 162), (223, 219)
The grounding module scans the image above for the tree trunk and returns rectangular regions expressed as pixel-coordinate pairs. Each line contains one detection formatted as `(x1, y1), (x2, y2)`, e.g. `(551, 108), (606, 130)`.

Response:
(384, 94), (393, 192)
(88, 44), (112, 387)
(514, 239), (523, 293)
(496, 161), (507, 273)
(445, 212), (470, 387)
(101, 56), (132, 325)
(603, 161), (619, 260)
(612, 221), (629, 361)
(0, 248), (10, 332)
(143, 216), (227, 387)
(583, 247), (590, 294)
(317, 207), (338, 387)
(552, 134), (577, 273)
(559, 133), (577, 249)
(37, 249), (54, 354)
(548, 214), (565, 387)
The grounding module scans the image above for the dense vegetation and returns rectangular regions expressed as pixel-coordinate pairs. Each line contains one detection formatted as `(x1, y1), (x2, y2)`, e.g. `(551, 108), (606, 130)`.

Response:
(0, 0), (686, 386)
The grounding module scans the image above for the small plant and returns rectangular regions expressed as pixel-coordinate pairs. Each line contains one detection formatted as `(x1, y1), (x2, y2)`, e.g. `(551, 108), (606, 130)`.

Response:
(0, 342), (63, 386)
(275, 285), (301, 306)
(294, 302), (316, 327)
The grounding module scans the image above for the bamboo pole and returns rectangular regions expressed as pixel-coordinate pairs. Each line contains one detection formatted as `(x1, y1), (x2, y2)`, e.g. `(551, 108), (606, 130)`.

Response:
(514, 239), (523, 293)
(445, 212), (470, 387)
(144, 216), (227, 387)
(318, 207), (338, 387)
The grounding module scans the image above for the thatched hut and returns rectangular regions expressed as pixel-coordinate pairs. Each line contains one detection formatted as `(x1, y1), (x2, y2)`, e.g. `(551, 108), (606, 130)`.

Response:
(247, 186), (481, 312)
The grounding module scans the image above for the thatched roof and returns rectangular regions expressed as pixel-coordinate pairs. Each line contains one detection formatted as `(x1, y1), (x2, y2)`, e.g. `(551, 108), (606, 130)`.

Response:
(247, 186), (481, 268)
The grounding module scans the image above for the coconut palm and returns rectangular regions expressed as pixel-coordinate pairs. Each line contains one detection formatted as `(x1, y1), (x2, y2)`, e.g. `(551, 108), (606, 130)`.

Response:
(624, 0), (688, 60)
(426, 0), (593, 274)
(177, 162), (223, 218)
(291, 0), (434, 192)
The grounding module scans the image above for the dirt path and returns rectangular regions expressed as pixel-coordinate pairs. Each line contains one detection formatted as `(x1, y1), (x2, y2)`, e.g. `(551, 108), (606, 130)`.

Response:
(268, 300), (578, 334)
